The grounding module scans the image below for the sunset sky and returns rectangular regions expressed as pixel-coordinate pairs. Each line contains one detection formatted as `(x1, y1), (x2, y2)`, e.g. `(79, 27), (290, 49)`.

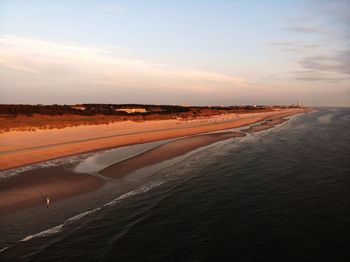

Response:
(0, 0), (349, 106)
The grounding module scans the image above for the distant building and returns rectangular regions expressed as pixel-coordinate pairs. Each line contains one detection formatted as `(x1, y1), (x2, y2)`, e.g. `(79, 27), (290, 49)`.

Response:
(115, 108), (147, 113)
(72, 105), (86, 110)
(289, 101), (303, 108)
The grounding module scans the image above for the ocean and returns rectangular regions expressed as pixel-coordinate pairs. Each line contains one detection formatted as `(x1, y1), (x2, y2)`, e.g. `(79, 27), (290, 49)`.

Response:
(1, 107), (350, 261)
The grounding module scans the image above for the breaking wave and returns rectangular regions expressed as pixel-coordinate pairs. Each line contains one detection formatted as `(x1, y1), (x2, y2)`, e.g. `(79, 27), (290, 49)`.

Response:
(0, 153), (92, 179)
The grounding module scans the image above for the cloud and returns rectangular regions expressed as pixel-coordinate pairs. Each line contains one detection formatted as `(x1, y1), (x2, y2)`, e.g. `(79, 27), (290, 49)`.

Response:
(284, 25), (330, 34)
(275, 1), (350, 86)
(271, 41), (321, 53)
(293, 70), (350, 82)
(287, 49), (350, 83)
(284, 0), (350, 39)
(299, 50), (350, 75)
(317, 0), (350, 25)
(0, 35), (249, 103)
(98, 4), (126, 13)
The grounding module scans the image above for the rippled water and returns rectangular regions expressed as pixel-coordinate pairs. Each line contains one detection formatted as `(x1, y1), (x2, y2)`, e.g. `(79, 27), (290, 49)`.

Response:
(2, 108), (350, 261)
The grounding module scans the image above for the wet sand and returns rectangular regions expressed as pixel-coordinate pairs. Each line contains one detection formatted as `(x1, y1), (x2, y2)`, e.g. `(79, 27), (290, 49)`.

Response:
(100, 131), (245, 178)
(0, 167), (104, 215)
(243, 118), (287, 133)
(241, 109), (307, 133)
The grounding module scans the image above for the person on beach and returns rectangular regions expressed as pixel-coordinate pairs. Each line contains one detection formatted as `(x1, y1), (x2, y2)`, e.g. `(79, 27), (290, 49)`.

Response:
(46, 197), (50, 208)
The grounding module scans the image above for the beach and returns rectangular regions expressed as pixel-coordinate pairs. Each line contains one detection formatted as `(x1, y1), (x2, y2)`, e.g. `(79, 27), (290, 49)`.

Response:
(0, 109), (304, 170)
(0, 108), (308, 217)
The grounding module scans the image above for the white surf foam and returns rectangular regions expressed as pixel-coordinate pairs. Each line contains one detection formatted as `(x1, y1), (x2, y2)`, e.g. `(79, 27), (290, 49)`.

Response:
(104, 180), (165, 207)
(318, 113), (334, 124)
(341, 114), (350, 121)
(74, 140), (171, 174)
(0, 246), (9, 253)
(19, 207), (102, 243)
(9, 179), (165, 248)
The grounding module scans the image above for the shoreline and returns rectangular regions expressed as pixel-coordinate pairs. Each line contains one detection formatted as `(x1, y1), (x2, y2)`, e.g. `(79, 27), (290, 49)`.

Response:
(0, 108), (307, 171)
(0, 109), (309, 251)
(0, 109), (308, 216)
(100, 131), (246, 178)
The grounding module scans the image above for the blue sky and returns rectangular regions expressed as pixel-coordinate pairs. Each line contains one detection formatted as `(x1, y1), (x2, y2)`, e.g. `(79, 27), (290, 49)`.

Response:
(0, 0), (349, 105)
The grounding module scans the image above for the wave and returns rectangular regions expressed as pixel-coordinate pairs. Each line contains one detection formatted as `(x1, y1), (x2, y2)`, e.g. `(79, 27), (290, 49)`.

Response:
(341, 114), (350, 121)
(0, 179), (166, 253)
(20, 207), (102, 243)
(318, 113), (334, 124)
(0, 246), (9, 253)
(103, 180), (165, 207)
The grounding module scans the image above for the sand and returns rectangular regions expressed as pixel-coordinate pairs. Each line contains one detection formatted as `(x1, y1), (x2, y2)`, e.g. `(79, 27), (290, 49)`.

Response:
(100, 131), (245, 178)
(0, 167), (104, 215)
(0, 108), (306, 171)
(243, 118), (288, 133)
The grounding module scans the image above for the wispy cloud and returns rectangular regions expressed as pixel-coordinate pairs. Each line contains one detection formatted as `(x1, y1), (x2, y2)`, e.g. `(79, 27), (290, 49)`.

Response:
(292, 70), (350, 83)
(275, 0), (350, 86)
(299, 50), (350, 75)
(284, 49), (350, 83)
(271, 41), (321, 53)
(317, 0), (350, 25)
(284, 0), (350, 39)
(98, 4), (126, 13)
(0, 35), (248, 99)
(284, 25), (330, 34)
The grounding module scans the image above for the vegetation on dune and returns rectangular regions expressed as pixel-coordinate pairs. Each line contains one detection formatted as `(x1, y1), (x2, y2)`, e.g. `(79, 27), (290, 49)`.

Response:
(0, 103), (296, 133)
(0, 103), (292, 116)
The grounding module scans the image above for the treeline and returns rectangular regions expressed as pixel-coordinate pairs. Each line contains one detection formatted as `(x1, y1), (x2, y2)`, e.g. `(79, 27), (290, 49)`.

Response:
(0, 104), (80, 115)
(0, 103), (294, 116)
(0, 104), (191, 116)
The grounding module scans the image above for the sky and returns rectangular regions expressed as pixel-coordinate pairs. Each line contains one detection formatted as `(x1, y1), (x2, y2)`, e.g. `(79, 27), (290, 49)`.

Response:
(0, 0), (349, 106)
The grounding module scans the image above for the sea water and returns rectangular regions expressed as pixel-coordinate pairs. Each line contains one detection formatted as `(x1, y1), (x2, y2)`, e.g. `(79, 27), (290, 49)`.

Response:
(1, 108), (350, 261)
